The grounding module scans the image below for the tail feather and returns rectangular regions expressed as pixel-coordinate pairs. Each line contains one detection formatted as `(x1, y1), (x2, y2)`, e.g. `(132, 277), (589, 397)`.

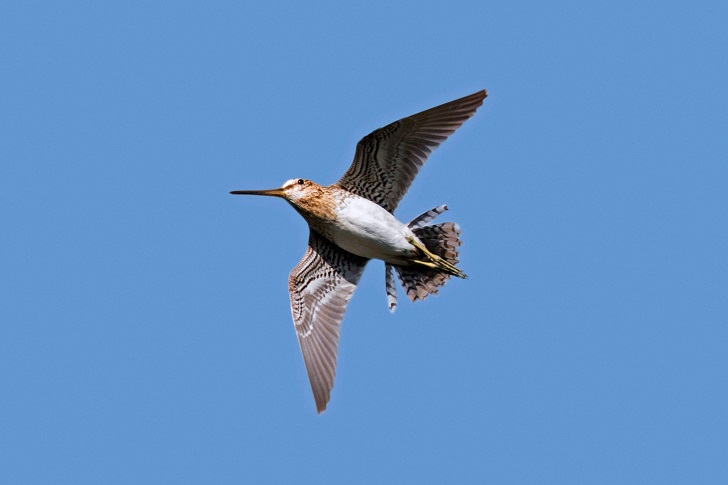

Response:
(395, 266), (450, 302)
(388, 205), (465, 304)
(385, 264), (398, 313)
(411, 222), (462, 263)
(408, 204), (449, 230)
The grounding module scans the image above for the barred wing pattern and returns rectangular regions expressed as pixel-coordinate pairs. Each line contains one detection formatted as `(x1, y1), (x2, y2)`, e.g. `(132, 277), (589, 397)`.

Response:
(288, 231), (369, 413)
(336, 90), (487, 213)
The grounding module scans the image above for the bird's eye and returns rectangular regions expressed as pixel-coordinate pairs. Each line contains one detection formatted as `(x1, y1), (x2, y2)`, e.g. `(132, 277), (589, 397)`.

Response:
(297, 179), (304, 185)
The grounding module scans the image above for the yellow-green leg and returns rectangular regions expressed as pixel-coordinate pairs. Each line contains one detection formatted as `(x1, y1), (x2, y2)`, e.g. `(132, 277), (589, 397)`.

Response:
(406, 236), (467, 279)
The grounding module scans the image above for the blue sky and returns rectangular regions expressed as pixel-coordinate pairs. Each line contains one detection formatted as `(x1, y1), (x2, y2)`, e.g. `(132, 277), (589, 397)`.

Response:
(2, 1), (727, 483)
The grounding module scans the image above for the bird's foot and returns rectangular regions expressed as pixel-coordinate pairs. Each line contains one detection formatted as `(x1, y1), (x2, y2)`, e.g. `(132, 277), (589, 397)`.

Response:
(406, 235), (467, 279)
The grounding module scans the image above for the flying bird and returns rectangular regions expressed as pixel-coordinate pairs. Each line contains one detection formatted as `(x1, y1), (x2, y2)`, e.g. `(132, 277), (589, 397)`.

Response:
(231, 90), (487, 413)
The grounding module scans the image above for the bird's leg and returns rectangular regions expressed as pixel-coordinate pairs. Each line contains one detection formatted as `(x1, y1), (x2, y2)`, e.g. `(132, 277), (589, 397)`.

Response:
(411, 260), (441, 271)
(406, 235), (467, 279)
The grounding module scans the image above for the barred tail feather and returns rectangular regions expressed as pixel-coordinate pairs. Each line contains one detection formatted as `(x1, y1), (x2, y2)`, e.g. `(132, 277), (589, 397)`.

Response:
(394, 266), (451, 302)
(412, 222), (462, 264)
(408, 204), (449, 230)
(385, 263), (398, 313)
(391, 206), (464, 303)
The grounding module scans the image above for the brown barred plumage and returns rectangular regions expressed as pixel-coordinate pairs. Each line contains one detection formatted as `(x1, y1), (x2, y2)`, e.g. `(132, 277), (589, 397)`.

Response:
(288, 232), (367, 413)
(336, 91), (486, 213)
(231, 90), (487, 413)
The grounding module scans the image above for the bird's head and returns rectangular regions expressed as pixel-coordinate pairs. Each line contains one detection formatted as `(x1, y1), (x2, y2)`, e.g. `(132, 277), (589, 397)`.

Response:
(230, 178), (323, 205)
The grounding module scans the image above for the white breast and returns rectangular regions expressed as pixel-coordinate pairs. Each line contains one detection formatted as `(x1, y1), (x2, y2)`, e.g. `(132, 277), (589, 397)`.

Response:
(328, 196), (416, 264)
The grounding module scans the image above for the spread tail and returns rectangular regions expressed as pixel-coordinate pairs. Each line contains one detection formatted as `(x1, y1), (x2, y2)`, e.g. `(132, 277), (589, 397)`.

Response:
(385, 205), (465, 310)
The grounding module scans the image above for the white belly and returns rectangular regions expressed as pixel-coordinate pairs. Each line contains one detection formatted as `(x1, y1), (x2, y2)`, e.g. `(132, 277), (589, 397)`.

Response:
(327, 196), (417, 264)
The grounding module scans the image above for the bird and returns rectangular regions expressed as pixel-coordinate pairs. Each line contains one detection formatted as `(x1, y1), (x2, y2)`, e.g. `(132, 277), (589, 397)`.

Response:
(231, 90), (487, 413)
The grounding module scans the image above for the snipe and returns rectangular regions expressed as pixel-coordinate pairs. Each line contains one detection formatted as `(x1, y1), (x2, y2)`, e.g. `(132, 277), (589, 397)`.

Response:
(231, 90), (487, 413)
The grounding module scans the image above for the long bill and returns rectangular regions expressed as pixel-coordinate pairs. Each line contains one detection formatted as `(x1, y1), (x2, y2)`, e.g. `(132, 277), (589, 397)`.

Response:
(229, 188), (285, 197)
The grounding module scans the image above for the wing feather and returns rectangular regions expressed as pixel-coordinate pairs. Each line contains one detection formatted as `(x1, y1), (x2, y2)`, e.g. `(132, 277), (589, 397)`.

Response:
(336, 90), (487, 212)
(288, 231), (368, 413)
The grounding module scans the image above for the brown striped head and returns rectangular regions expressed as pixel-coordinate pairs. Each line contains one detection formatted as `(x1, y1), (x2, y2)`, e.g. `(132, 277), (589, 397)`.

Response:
(230, 179), (332, 215)
(230, 178), (311, 198)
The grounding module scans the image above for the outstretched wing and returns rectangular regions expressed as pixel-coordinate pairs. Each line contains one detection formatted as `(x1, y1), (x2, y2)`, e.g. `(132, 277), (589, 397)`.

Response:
(336, 90), (487, 213)
(288, 230), (369, 413)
